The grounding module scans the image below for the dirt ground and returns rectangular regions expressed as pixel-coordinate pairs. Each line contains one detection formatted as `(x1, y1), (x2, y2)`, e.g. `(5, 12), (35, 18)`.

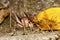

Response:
(0, 30), (60, 40)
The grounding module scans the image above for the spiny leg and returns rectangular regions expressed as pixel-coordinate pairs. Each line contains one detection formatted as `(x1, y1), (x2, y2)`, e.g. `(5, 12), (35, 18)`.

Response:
(11, 22), (17, 36)
(22, 18), (28, 35)
(43, 19), (53, 32)
(29, 22), (34, 33)
(46, 24), (53, 32)
(36, 24), (43, 33)
(22, 27), (27, 35)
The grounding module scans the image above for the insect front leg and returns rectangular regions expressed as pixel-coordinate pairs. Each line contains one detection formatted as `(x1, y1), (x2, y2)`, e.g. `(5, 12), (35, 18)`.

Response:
(29, 22), (34, 33)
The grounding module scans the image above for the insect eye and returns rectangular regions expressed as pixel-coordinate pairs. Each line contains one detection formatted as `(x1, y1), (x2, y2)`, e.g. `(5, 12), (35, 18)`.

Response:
(0, 8), (2, 10)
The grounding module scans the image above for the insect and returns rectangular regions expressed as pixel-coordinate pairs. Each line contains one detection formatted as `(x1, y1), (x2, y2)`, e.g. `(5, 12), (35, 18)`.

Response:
(11, 8), (34, 35)
(17, 17), (34, 33)
(11, 7), (60, 35)
(33, 7), (60, 31)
